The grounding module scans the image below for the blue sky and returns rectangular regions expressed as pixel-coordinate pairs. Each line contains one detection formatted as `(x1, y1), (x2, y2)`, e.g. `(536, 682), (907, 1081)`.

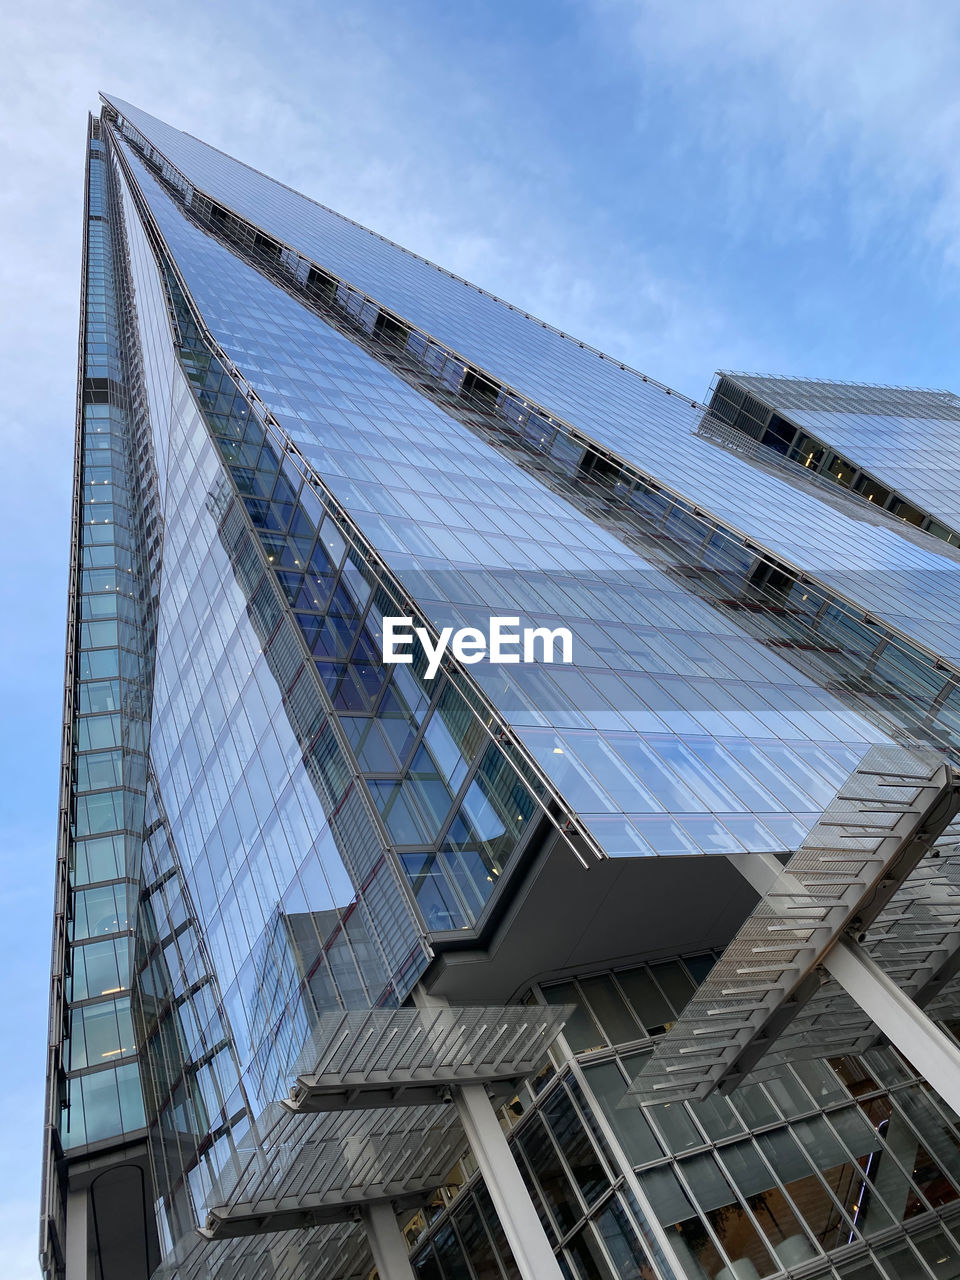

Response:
(4, 0), (960, 1273)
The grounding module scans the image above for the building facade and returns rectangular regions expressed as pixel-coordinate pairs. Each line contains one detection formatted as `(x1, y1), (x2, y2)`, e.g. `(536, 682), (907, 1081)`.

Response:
(40, 95), (960, 1280)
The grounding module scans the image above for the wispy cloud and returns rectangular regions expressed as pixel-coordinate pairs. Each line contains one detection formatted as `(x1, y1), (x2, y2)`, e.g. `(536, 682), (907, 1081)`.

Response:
(0, 1), (757, 1259)
(4, 3), (958, 1268)
(595, 0), (960, 266)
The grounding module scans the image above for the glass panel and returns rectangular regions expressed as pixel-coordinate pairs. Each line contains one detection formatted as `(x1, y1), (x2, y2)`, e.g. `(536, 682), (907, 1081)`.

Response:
(617, 968), (674, 1034)
(875, 1242), (928, 1280)
(682, 955), (716, 985)
(451, 1196), (503, 1280)
(566, 1225), (611, 1280)
(476, 1183), (522, 1280)
(835, 1264), (884, 1280)
(862, 1048), (913, 1089)
(679, 1152), (777, 1276)
(910, 1225), (960, 1280)
(431, 1222), (472, 1280)
(648, 1101), (703, 1156)
(579, 975), (643, 1046)
(651, 961), (697, 1017)
(757, 1126), (858, 1250)
(412, 1248), (444, 1280)
(689, 1093), (746, 1143)
(593, 1199), (656, 1280)
(70, 936), (131, 1001)
(582, 1061), (663, 1166)
(542, 1087), (609, 1206)
(515, 1113), (582, 1233)
(399, 852), (469, 932)
(641, 1166), (725, 1280)
(721, 1141), (816, 1269)
(116, 1060), (145, 1131)
(763, 1070), (814, 1119)
(858, 1096), (943, 1224)
(543, 983), (606, 1053)
(792, 1059), (849, 1108)
(729, 1084), (780, 1131)
(896, 1087), (960, 1191)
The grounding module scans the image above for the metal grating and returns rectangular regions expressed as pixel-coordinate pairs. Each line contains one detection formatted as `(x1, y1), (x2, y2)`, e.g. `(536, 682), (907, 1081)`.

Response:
(730, 845), (960, 1079)
(284, 1004), (572, 1112)
(721, 373), (960, 421)
(198, 1101), (464, 1239)
(628, 745), (960, 1104)
(152, 1218), (372, 1280)
(154, 1004), (572, 1275)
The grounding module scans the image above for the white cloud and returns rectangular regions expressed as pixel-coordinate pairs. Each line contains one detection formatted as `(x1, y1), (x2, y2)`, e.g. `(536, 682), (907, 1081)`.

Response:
(595, 0), (960, 265)
(0, 1), (758, 1259)
(3, 1), (958, 1268)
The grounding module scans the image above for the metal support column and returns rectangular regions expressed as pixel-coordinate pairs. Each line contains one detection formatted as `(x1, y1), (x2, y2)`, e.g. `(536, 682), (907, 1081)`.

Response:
(726, 851), (789, 895)
(64, 1187), (90, 1280)
(454, 1082), (565, 1280)
(413, 986), (565, 1280)
(563, 1038), (686, 1280)
(729, 852), (960, 1115)
(823, 940), (960, 1116)
(361, 1202), (416, 1280)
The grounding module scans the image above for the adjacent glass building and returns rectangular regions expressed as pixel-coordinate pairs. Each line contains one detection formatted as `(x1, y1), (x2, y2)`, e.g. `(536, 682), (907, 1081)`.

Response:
(41, 95), (960, 1280)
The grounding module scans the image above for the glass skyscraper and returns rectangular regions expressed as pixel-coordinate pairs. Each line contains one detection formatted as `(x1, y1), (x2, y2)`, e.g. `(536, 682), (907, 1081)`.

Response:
(41, 94), (960, 1280)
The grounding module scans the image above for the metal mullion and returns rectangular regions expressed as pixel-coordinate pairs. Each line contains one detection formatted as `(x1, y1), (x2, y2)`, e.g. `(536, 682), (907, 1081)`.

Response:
(852, 1098), (952, 1221)
(510, 1129), (567, 1244)
(65, 986), (132, 1014)
(669, 1153), (764, 1280)
(551, 1072), (621, 1198)
(894, 1073), (960, 1131)
(886, 1084), (960, 1199)
(770, 1117), (867, 1250)
(552, 1180), (621, 1254)
(726, 1133), (827, 1264)
(561, 979), (608, 1054)
(606, 969), (652, 1045)
(564, 1045), (692, 1278)
(540, 1082), (615, 1227)
(64, 1051), (139, 1081)
(578, 1187), (657, 1280)
(447, 1193), (495, 1280)
(890, 1230), (960, 1280)
(644, 963), (690, 1028)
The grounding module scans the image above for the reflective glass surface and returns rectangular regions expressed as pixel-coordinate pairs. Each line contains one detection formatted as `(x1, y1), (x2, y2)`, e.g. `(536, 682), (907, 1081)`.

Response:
(55, 128), (151, 1156)
(718, 374), (960, 544)
(106, 96), (960, 670)
(410, 955), (960, 1280)
(48, 101), (960, 1280)
(111, 134), (891, 873)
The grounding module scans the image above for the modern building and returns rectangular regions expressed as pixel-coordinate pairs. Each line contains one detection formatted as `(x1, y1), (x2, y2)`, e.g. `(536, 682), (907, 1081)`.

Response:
(40, 93), (960, 1280)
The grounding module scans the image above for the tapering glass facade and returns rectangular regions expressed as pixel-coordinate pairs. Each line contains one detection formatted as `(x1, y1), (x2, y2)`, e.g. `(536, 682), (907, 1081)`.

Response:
(40, 96), (960, 1280)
